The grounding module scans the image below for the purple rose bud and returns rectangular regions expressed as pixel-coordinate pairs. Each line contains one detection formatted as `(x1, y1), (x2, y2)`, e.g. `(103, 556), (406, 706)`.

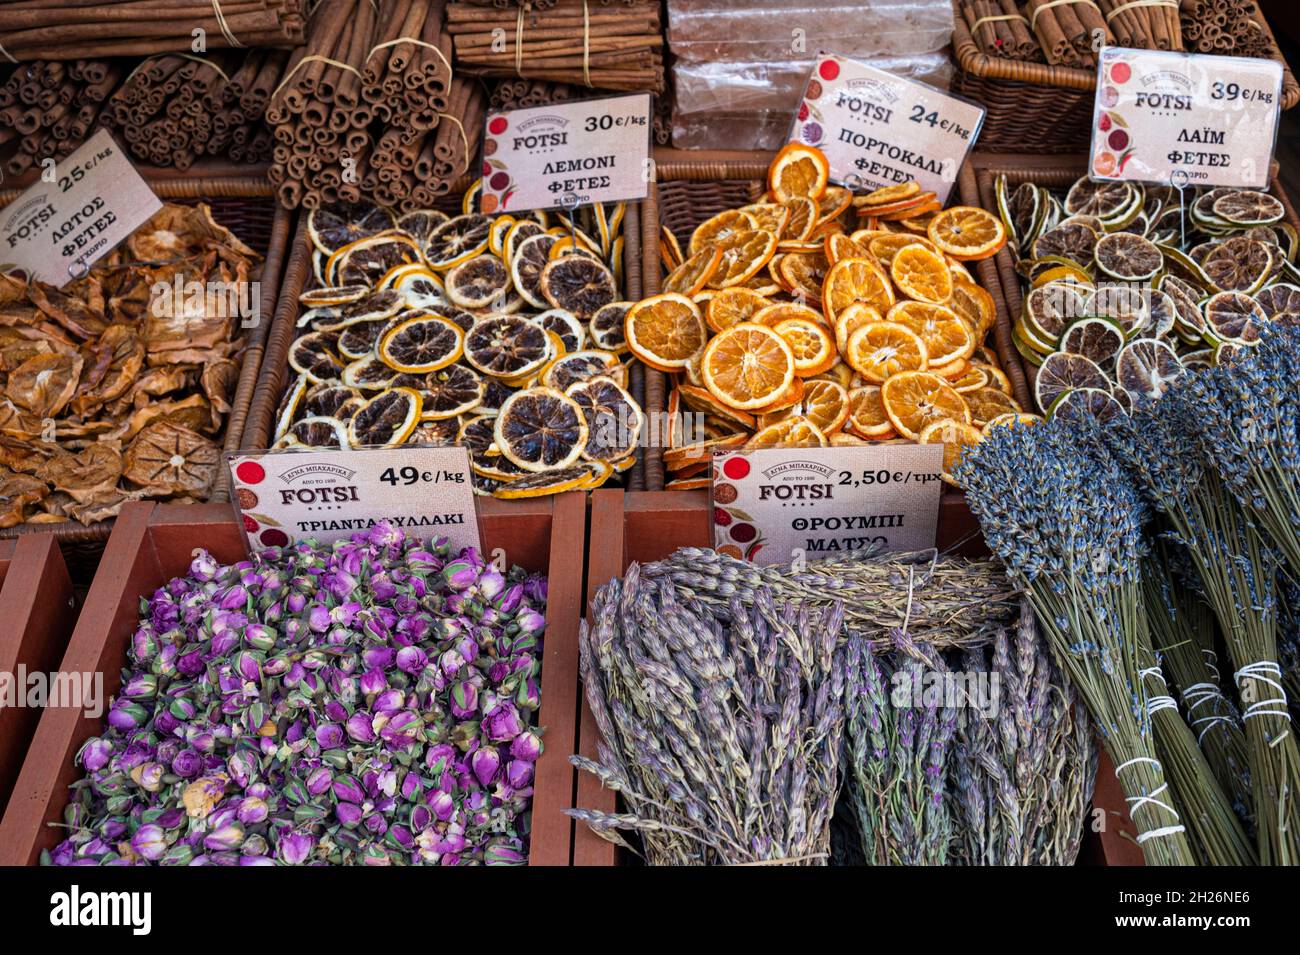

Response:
(430, 790), (455, 822)
(471, 747), (500, 787)
(171, 748), (203, 779)
(158, 808), (185, 830)
(190, 551), (219, 581)
(238, 797), (269, 825)
(396, 646), (427, 674)
(484, 702), (524, 743)
(219, 585), (248, 611)
(333, 774), (365, 805)
(372, 689), (404, 715)
(307, 604), (330, 633)
(131, 824), (168, 861)
(131, 628), (158, 662)
(346, 712), (376, 743)
(379, 711), (421, 747)
(439, 647), (466, 678)
(516, 676), (541, 711)
(479, 569), (505, 600)
(517, 608), (546, 635)
(304, 766), (332, 796)
(286, 592), (307, 615)
(506, 759), (533, 789)
(359, 669), (387, 696)
(108, 701), (148, 731)
(314, 723), (344, 749)
(509, 730), (543, 762)
(243, 624), (276, 651)
(443, 559), (477, 591)
(365, 814), (388, 836)
(485, 841), (527, 865)
(449, 681), (478, 719)
(362, 647), (395, 670)
(454, 635), (479, 665)
(496, 584), (524, 614)
(425, 743), (455, 775)
(277, 831), (314, 864)
(204, 822), (245, 851)
(324, 700), (349, 723)
(336, 802), (363, 827)
(79, 738), (114, 772)
(177, 649), (205, 677)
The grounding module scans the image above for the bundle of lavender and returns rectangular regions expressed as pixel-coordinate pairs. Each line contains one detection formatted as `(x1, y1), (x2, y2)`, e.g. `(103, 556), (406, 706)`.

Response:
(957, 420), (1196, 865)
(1105, 385), (1300, 865)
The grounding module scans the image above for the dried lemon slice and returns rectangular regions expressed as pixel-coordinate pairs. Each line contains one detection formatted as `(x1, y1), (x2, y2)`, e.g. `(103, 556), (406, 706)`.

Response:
(308, 202), (396, 255)
(565, 375), (644, 464)
(289, 415), (351, 449)
(445, 255), (511, 309)
(425, 214), (492, 270)
(304, 383), (364, 419)
(288, 332), (343, 384)
(509, 232), (559, 307)
(414, 365), (486, 420)
(341, 355), (398, 391)
(589, 301), (631, 353)
(396, 208), (450, 244)
(347, 388), (422, 448)
(273, 373), (310, 441)
(495, 386), (589, 472)
(464, 315), (552, 379)
(378, 315), (465, 373)
(492, 464), (600, 498)
(300, 285), (370, 308)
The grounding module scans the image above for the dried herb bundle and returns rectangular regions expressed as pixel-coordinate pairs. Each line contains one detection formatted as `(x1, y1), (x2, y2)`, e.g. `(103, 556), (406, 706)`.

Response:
(635, 546), (1020, 652)
(949, 602), (1096, 866)
(570, 563), (846, 865)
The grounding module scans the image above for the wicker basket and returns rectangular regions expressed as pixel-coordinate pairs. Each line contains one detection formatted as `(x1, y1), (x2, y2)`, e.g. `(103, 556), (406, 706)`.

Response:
(967, 152), (1300, 406)
(640, 153), (1033, 491)
(243, 184), (649, 490)
(951, 0), (1300, 153)
(0, 176), (292, 578)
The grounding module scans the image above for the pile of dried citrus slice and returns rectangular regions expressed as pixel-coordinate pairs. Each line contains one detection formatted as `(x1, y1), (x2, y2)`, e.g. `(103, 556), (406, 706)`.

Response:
(633, 144), (1023, 488)
(274, 188), (642, 497)
(998, 174), (1300, 420)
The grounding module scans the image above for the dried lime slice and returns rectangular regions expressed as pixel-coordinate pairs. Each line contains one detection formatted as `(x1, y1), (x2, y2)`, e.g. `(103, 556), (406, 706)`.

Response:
(1034, 351), (1109, 413)
(1049, 387), (1125, 424)
(1059, 317), (1125, 370)
(1212, 190), (1285, 226)
(1094, 232), (1162, 281)
(1031, 222), (1097, 264)
(1201, 237), (1274, 294)
(1204, 290), (1267, 343)
(1023, 281), (1090, 344)
(1116, 339), (1185, 402)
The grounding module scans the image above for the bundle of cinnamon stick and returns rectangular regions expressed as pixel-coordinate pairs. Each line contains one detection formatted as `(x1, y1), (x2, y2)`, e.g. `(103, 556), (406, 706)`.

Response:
(1098, 0), (1182, 51)
(1024, 0), (1111, 67)
(268, 0), (483, 210)
(1180, 0), (1274, 59)
(0, 60), (122, 176)
(0, 0), (306, 61)
(446, 0), (665, 93)
(961, 0), (1043, 63)
(99, 51), (284, 170)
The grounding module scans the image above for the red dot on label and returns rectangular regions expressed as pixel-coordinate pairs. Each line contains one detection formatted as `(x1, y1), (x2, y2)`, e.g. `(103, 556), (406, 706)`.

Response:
(1110, 62), (1131, 84)
(482, 161), (492, 178)
(243, 515), (260, 533)
(819, 60), (840, 81)
(489, 171), (510, 191)
(236, 461), (265, 485)
(260, 528), (289, 548)
(798, 102), (809, 121)
(722, 457), (750, 480)
(730, 523), (757, 544)
(488, 116), (508, 135)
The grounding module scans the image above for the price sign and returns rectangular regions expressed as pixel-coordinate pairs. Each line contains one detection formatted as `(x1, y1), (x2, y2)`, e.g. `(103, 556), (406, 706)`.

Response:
(228, 446), (481, 555)
(788, 53), (985, 203)
(711, 446), (944, 566)
(1089, 47), (1282, 188)
(480, 92), (652, 214)
(0, 130), (161, 286)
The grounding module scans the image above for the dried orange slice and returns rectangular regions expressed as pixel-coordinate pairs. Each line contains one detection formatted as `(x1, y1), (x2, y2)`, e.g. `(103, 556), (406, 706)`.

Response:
(494, 386), (589, 472)
(834, 302), (883, 354)
(962, 386), (1020, 428)
(463, 315), (552, 379)
(927, 206), (1007, 261)
(845, 385), (894, 438)
(663, 434), (747, 470)
(885, 301), (974, 367)
(676, 383), (756, 432)
(378, 315), (465, 373)
(768, 143), (829, 202)
(822, 256), (895, 322)
(890, 245), (953, 304)
(777, 249), (830, 305)
(689, 209), (758, 255)
(948, 279), (996, 341)
(816, 186), (854, 224)
(663, 247), (722, 295)
(772, 316), (836, 376)
(918, 419), (983, 482)
(752, 376), (805, 415)
(701, 321), (795, 411)
(780, 196), (818, 241)
(710, 230), (778, 288)
(845, 321), (928, 384)
(660, 226), (684, 270)
(740, 202), (791, 235)
(625, 293), (708, 373)
(825, 233), (872, 265)
(880, 371), (970, 440)
(752, 301), (826, 328)
(857, 182), (920, 207)
(829, 432), (871, 447)
(760, 378), (849, 434)
(868, 233), (937, 269)
(706, 286), (771, 332)
(746, 417), (827, 449)
(347, 387), (422, 448)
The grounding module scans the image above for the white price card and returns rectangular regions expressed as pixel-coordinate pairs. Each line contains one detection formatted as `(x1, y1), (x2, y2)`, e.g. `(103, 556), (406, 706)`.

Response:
(0, 130), (161, 287)
(1089, 47), (1282, 189)
(479, 92), (652, 214)
(710, 445), (944, 565)
(788, 52), (985, 204)
(228, 446), (481, 555)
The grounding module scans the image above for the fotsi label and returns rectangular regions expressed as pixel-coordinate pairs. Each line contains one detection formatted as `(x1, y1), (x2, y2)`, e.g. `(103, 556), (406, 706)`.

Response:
(228, 447), (480, 554)
(1090, 47), (1281, 188)
(789, 53), (985, 203)
(0, 129), (161, 286)
(710, 446), (943, 565)
(480, 92), (652, 213)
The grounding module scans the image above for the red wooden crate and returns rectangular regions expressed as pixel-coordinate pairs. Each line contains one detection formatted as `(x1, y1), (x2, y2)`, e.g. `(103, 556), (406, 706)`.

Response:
(0, 496), (586, 866)
(576, 489), (1143, 865)
(0, 536), (79, 818)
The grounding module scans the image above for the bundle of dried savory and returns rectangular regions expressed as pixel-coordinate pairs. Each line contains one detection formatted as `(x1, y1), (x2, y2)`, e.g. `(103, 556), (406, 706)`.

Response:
(948, 603), (1096, 866)
(569, 562), (846, 865)
(0, 203), (258, 526)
